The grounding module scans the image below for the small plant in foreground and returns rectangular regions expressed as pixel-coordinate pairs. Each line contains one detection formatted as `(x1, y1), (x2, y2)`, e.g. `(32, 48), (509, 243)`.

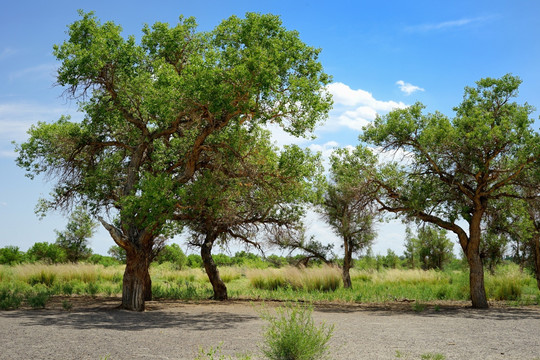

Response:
(420, 353), (446, 360)
(259, 303), (334, 360)
(194, 343), (252, 360)
(62, 300), (73, 311)
(412, 301), (426, 312)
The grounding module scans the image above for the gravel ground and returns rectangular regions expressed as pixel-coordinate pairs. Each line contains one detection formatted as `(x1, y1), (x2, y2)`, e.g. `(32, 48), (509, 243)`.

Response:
(0, 297), (539, 360)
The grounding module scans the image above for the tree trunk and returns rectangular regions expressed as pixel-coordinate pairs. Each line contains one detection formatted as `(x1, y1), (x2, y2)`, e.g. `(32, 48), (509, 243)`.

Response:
(201, 236), (228, 300)
(342, 241), (352, 289)
(467, 210), (489, 309)
(122, 250), (152, 311)
(533, 231), (540, 291)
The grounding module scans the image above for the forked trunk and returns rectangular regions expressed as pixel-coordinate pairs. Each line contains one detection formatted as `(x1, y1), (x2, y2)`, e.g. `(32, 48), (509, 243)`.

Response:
(342, 243), (353, 288)
(201, 236), (228, 300)
(122, 250), (152, 311)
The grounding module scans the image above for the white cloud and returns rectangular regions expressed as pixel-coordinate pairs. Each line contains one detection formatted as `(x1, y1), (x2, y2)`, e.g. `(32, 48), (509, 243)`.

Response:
(322, 82), (407, 133)
(327, 82), (406, 111)
(396, 80), (425, 95)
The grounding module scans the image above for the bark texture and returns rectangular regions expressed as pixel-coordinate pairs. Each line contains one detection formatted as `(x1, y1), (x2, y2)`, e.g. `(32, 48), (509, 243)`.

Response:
(201, 237), (228, 301)
(121, 250), (152, 311)
(342, 241), (353, 289)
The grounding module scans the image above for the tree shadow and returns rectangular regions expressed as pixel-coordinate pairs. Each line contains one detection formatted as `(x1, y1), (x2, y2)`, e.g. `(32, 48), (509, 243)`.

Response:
(313, 302), (540, 321)
(1, 307), (260, 332)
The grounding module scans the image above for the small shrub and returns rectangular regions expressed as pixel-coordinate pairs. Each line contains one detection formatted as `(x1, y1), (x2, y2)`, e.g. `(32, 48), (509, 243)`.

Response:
(62, 300), (73, 311)
(259, 303), (334, 360)
(195, 343), (252, 360)
(0, 288), (24, 310)
(86, 282), (100, 297)
(412, 301), (426, 312)
(26, 286), (50, 309)
(420, 353), (446, 360)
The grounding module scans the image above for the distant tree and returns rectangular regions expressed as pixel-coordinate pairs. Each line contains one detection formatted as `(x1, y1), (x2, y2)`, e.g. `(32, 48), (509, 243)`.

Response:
(15, 12), (330, 310)
(186, 254), (203, 268)
(415, 226), (454, 270)
(154, 243), (187, 269)
(362, 74), (539, 308)
(318, 147), (378, 288)
(403, 227), (420, 269)
(55, 207), (97, 262)
(108, 245), (127, 263)
(0, 246), (25, 265)
(27, 242), (67, 264)
(382, 249), (400, 269)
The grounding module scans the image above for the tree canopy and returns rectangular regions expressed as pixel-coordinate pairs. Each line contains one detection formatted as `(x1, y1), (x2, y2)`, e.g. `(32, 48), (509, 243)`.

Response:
(362, 74), (539, 308)
(15, 11), (331, 310)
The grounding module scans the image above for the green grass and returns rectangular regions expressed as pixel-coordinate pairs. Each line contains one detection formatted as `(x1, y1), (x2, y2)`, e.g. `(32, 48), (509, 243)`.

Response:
(0, 262), (538, 307)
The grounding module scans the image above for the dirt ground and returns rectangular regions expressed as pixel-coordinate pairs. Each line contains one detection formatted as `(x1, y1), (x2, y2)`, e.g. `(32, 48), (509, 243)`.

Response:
(0, 297), (539, 360)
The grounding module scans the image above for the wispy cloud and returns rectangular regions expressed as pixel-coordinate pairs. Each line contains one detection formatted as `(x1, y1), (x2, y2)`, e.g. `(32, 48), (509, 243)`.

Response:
(396, 80), (425, 95)
(405, 16), (496, 33)
(8, 63), (57, 82)
(0, 47), (17, 60)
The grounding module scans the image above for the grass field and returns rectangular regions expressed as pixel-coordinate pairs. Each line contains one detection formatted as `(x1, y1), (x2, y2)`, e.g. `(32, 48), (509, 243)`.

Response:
(1, 262), (539, 310)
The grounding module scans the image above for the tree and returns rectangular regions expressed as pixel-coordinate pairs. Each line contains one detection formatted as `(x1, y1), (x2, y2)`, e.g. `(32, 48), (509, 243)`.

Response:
(16, 12), (331, 310)
(362, 74), (539, 308)
(318, 147), (378, 288)
(55, 207), (97, 262)
(175, 125), (322, 300)
(27, 242), (67, 264)
(108, 245), (127, 263)
(154, 243), (187, 269)
(0, 246), (25, 265)
(415, 226), (454, 270)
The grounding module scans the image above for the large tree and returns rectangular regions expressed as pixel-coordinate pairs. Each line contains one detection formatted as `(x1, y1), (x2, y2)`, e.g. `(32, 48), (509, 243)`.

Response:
(362, 74), (539, 308)
(176, 125), (322, 300)
(15, 11), (331, 310)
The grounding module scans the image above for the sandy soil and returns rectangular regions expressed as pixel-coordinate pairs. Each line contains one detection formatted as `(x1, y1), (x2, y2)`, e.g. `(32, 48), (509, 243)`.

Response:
(0, 297), (539, 360)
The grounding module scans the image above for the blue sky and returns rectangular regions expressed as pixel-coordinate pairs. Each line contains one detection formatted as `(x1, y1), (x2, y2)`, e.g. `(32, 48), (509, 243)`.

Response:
(1, 0), (539, 257)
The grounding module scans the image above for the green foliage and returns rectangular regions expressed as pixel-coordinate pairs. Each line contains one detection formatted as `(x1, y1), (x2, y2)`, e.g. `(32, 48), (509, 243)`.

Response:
(0, 246), (25, 265)
(27, 242), (67, 264)
(25, 285), (50, 309)
(187, 254), (203, 268)
(259, 303), (334, 360)
(420, 353), (446, 360)
(194, 343), (252, 360)
(0, 287), (24, 310)
(55, 206), (97, 262)
(87, 254), (121, 267)
(155, 243), (187, 269)
(405, 226), (454, 270)
(107, 246), (126, 263)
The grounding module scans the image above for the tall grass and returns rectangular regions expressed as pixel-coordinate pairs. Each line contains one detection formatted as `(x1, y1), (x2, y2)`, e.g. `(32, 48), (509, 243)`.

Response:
(248, 266), (341, 292)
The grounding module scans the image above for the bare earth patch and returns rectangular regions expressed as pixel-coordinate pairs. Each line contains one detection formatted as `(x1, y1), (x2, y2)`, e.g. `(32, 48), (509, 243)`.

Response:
(1, 297), (539, 359)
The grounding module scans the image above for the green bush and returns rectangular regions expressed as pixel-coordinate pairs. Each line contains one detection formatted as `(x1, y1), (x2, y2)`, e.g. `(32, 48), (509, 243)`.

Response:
(27, 242), (67, 264)
(0, 246), (25, 265)
(0, 288), (24, 310)
(187, 254), (203, 268)
(26, 286), (50, 309)
(155, 243), (187, 270)
(87, 254), (120, 267)
(259, 303), (334, 360)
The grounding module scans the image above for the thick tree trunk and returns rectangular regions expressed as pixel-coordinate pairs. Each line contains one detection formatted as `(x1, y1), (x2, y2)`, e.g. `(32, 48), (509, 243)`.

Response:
(342, 242), (352, 289)
(122, 250), (152, 311)
(201, 236), (228, 300)
(467, 209), (489, 309)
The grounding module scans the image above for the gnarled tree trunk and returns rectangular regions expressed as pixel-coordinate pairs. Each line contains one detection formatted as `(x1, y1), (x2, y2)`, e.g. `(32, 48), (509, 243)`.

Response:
(122, 249), (153, 311)
(342, 239), (353, 288)
(201, 235), (228, 300)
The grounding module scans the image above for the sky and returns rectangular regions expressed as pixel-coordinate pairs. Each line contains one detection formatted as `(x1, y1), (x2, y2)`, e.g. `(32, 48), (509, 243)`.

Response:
(1, 0), (539, 257)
